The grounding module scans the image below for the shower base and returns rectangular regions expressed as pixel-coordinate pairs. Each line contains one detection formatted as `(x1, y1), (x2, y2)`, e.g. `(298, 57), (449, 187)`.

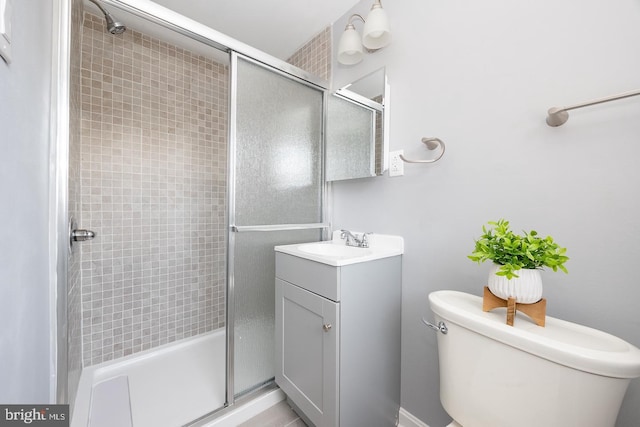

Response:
(72, 328), (229, 427)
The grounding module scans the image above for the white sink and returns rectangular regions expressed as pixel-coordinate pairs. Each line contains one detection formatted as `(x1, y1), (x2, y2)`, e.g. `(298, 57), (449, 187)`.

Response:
(297, 243), (372, 257)
(275, 231), (404, 266)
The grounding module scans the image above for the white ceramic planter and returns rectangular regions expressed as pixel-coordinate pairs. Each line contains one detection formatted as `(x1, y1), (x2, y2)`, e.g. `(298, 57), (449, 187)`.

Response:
(487, 264), (543, 304)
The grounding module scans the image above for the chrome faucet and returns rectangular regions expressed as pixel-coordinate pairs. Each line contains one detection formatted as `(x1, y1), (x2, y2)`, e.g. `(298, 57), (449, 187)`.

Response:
(340, 230), (371, 248)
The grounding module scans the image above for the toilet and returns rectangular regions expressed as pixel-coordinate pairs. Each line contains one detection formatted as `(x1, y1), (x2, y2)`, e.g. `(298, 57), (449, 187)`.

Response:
(428, 290), (640, 427)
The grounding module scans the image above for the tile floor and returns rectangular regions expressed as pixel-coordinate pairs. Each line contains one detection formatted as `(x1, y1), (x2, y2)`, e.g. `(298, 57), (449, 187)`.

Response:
(238, 401), (308, 427)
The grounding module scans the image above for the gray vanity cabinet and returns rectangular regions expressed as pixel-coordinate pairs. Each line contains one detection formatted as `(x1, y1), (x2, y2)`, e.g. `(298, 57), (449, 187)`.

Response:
(275, 252), (401, 427)
(275, 278), (339, 426)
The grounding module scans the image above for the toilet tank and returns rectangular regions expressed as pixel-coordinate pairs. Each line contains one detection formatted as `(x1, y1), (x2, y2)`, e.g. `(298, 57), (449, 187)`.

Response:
(428, 291), (640, 427)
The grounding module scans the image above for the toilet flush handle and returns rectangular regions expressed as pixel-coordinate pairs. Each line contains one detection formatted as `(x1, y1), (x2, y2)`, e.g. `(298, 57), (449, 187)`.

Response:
(422, 318), (448, 335)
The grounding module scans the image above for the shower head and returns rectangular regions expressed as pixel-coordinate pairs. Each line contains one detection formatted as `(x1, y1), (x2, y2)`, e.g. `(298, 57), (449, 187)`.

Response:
(87, 0), (126, 35)
(104, 12), (126, 34)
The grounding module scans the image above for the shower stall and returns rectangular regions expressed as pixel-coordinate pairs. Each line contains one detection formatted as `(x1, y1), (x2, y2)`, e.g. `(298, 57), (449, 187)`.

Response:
(59, 0), (329, 425)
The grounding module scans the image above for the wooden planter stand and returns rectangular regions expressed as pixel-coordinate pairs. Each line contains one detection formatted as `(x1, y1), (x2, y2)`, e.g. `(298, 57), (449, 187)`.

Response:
(482, 286), (546, 327)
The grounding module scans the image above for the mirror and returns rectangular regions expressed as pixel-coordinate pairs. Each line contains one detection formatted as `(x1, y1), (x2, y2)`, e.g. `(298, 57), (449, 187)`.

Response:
(325, 68), (389, 181)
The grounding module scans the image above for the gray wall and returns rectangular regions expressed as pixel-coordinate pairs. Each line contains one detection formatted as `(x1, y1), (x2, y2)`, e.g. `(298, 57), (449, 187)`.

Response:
(0, 0), (54, 403)
(332, 1), (640, 426)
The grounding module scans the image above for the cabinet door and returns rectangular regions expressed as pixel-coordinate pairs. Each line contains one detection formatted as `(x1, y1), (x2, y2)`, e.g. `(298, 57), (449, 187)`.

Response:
(275, 279), (339, 427)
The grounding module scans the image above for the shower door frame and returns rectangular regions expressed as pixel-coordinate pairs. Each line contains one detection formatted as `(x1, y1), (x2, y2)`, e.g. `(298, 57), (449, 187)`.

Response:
(51, 0), (72, 404)
(51, 0), (331, 418)
(226, 51), (329, 404)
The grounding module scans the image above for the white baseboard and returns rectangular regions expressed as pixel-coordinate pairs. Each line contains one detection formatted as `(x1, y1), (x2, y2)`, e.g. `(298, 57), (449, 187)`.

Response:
(398, 407), (430, 427)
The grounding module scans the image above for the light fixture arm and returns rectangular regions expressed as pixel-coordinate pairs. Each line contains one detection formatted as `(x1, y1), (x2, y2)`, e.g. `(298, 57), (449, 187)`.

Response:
(546, 89), (640, 127)
(344, 0), (385, 28)
(345, 14), (365, 30)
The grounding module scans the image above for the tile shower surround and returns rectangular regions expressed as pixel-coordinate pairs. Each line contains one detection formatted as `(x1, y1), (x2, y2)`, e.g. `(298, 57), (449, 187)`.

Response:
(78, 10), (330, 365)
(287, 27), (332, 82)
(79, 13), (228, 365)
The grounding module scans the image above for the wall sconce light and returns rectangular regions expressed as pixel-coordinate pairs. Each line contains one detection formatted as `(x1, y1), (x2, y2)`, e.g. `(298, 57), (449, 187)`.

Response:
(337, 0), (391, 65)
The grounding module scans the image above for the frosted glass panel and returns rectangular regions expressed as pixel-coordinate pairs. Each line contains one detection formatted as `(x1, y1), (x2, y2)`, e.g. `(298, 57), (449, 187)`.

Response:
(232, 57), (325, 397)
(233, 229), (321, 396)
(325, 94), (375, 181)
(235, 58), (323, 225)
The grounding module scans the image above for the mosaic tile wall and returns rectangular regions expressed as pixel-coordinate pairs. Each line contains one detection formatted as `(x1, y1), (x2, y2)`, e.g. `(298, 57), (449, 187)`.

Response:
(374, 95), (383, 175)
(287, 27), (332, 81)
(79, 13), (228, 366)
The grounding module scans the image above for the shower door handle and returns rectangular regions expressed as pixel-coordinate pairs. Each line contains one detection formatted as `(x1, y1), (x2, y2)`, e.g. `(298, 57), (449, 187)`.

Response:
(230, 223), (329, 232)
(71, 229), (96, 242)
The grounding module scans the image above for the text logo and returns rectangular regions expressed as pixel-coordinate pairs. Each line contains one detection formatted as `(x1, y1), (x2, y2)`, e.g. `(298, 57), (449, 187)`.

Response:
(0, 405), (69, 426)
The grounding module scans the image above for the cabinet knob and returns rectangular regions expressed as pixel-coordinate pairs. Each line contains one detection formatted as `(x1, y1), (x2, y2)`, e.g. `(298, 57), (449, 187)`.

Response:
(322, 323), (332, 332)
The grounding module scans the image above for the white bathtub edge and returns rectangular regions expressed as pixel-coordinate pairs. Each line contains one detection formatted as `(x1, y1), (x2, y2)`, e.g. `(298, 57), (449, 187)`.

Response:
(94, 328), (225, 379)
(70, 364), (94, 427)
(71, 329), (225, 427)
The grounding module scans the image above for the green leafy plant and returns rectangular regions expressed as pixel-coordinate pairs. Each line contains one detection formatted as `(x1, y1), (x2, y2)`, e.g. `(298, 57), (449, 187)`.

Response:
(468, 219), (569, 279)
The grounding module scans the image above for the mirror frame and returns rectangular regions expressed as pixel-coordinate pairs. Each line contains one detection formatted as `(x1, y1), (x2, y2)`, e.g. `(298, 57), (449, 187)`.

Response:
(325, 67), (389, 181)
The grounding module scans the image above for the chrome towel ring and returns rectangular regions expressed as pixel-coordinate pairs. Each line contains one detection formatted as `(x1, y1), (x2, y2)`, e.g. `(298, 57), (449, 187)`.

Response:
(399, 137), (445, 164)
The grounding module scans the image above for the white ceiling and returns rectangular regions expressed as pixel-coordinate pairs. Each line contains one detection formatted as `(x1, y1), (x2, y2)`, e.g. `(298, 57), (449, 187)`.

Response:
(148, 0), (360, 60)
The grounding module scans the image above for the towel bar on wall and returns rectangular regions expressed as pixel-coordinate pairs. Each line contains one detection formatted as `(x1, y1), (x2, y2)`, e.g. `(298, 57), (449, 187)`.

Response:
(399, 137), (446, 164)
(546, 89), (640, 127)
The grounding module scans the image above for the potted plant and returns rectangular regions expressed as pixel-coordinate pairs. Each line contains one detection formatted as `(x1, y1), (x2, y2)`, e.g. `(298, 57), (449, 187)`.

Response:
(468, 219), (569, 303)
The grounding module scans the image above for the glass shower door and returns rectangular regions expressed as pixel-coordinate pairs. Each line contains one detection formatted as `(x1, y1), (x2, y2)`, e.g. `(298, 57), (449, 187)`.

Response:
(229, 54), (325, 398)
